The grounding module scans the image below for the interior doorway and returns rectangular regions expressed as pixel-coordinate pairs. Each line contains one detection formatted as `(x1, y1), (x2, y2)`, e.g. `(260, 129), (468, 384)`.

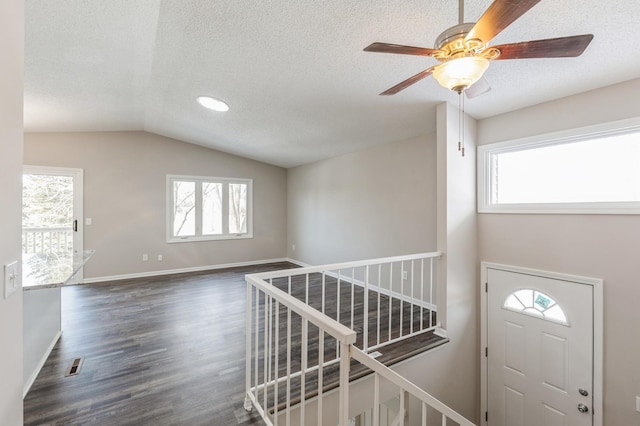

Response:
(22, 166), (84, 284)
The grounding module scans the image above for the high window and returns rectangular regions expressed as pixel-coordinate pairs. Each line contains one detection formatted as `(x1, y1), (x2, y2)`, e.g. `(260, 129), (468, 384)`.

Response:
(478, 118), (640, 214)
(167, 175), (252, 242)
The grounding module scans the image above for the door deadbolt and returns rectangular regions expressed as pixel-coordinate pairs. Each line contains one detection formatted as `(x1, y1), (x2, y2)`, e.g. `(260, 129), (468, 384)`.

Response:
(578, 388), (589, 397)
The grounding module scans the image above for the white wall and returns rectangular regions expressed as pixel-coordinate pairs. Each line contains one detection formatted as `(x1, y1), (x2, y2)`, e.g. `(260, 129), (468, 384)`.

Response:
(0, 0), (24, 424)
(286, 134), (437, 265)
(433, 102), (479, 422)
(477, 78), (640, 425)
(24, 131), (288, 280)
(23, 288), (61, 396)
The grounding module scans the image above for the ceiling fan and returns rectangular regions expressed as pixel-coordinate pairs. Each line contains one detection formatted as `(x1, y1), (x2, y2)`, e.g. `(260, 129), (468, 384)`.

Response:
(364, 0), (593, 98)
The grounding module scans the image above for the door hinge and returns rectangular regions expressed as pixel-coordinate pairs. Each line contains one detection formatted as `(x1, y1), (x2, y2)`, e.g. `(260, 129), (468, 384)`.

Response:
(485, 282), (488, 292)
(485, 347), (488, 357)
(485, 411), (488, 422)
(73, 219), (78, 232)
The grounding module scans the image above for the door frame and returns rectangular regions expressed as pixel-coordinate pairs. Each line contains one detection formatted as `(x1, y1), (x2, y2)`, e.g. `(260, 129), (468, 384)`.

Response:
(23, 165), (84, 282)
(480, 262), (603, 426)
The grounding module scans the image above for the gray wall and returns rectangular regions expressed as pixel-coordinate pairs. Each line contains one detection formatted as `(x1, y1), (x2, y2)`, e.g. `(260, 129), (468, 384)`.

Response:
(477, 78), (640, 425)
(24, 131), (288, 280)
(0, 0), (24, 424)
(286, 134), (437, 265)
(285, 127), (480, 422)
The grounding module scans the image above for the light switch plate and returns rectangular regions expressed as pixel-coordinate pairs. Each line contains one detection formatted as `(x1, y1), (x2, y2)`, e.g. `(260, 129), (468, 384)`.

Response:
(4, 261), (19, 299)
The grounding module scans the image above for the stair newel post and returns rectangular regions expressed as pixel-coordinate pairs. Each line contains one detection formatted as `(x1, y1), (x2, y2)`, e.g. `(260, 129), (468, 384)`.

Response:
(244, 279), (253, 411)
(338, 340), (351, 426)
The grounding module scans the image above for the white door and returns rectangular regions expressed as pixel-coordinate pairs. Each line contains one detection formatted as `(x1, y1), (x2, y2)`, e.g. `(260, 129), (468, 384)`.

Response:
(486, 267), (594, 426)
(23, 166), (84, 284)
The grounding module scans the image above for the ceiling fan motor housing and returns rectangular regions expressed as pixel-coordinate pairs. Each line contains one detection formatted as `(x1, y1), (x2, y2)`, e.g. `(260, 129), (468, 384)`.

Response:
(434, 23), (486, 59)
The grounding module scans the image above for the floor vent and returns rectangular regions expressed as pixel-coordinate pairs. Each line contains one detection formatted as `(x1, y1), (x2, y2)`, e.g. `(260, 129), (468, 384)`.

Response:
(65, 357), (84, 377)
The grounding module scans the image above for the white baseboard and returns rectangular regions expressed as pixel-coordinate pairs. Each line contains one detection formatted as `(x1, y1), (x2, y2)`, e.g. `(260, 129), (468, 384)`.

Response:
(285, 257), (311, 267)
(434, 326), (447, 338)
(82, 257), (293, 284)
(23, 330), (62, 399)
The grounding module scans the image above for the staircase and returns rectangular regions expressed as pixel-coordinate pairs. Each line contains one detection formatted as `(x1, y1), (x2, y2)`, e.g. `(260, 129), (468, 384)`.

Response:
(244, 252), (475, 426)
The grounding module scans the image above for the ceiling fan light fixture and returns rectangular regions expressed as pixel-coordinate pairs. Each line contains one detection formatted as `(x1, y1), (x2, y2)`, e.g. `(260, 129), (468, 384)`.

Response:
(432, 56), (490, 94)
(196, 96), (230, 112)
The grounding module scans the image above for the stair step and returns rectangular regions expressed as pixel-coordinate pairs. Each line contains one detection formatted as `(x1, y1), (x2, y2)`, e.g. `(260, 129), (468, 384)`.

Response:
(269, 330), (449, 414)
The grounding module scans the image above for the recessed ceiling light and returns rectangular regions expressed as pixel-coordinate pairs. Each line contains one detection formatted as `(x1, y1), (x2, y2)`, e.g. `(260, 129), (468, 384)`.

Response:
(196, 96), (229, 112)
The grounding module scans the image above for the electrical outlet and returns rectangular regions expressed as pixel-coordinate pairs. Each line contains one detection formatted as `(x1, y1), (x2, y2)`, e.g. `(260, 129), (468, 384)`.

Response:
(85, 218), (92, 225)
(142, 254), (148, 262)
(402, 271), (408, 280)
(157, 254), (163, 261)
(292, 244), (296, 251)
(4, 261), (19, 299)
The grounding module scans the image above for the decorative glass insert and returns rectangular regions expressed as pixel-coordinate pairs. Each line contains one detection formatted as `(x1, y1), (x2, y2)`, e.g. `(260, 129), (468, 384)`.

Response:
(503, 289), (568, 325)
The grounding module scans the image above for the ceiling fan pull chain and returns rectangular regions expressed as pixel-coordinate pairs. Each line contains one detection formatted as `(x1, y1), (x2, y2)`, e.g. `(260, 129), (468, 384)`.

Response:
(458, 93), (465, 157)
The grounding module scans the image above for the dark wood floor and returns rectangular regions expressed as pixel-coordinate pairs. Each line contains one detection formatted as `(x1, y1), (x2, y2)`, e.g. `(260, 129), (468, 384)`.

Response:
(24, 262), (446, 425)
(24, 263), (295, 426)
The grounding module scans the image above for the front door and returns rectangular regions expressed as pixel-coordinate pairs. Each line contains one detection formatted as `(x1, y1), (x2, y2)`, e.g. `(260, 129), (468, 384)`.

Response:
(485, 266), (596, 426)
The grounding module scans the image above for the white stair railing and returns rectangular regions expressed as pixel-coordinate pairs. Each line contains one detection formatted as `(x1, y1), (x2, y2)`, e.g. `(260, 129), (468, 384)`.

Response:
(351, 347), (475, 426)
(248, 252), (441, 353)
(244, 252), (475, 426)
(245, 273), (357, 425)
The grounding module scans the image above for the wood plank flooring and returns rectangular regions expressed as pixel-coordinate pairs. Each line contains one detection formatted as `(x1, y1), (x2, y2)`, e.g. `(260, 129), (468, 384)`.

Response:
(24, 262), (446, 425)
(24, 263), (294, 426)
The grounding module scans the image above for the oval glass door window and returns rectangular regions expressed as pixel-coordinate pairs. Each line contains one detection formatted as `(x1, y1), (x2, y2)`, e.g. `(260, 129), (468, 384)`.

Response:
(503, 289), (568, 325)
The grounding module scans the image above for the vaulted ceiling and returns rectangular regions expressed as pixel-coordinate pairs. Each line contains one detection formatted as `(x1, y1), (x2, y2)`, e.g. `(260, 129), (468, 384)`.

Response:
(25, 0), (640, 167)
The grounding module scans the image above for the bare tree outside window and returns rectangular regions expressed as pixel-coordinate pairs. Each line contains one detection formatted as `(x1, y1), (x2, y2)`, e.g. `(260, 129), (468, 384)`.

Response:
(168, 175), (251, 241)
(203, 182), (223, 235)
(23, 174), (73, 229)
(173, 181), (195, 236)
(229, 183), (247, 234)
(22, 174), (74, 283)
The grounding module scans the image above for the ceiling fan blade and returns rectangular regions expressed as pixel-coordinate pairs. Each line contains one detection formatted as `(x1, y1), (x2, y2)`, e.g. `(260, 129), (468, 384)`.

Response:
(492, 34), (594, 59)
(465, 77), (491, 99)
(466, 0), (542, 44)
(379, 66), (437, 95)
(364, 42), (438, 56)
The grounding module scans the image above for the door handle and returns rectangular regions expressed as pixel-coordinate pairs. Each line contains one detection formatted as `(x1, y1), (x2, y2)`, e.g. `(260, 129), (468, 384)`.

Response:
(578, 403), (589, 413)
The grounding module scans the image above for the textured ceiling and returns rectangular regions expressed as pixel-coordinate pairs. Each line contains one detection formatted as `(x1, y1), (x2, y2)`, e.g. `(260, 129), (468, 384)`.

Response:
(25, 0), (640, 168)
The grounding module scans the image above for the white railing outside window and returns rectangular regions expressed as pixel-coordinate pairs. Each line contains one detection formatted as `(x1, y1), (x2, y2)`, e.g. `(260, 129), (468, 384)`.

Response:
(22, 227), (73, 254)
(244, 252), (475, 426)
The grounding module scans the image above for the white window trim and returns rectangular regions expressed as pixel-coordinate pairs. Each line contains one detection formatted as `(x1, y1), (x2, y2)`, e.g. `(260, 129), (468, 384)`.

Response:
(166, 174), (253, 243)
(478, 116), (640, 214)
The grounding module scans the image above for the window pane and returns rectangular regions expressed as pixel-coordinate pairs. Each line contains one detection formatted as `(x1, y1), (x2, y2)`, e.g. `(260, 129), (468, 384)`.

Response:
(503, 289), (568, 325)
(229, 183), (247, 234)
(202, 182), (222, 235)
(495, 133), (640, 204)
(173, 181), (195, 236)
